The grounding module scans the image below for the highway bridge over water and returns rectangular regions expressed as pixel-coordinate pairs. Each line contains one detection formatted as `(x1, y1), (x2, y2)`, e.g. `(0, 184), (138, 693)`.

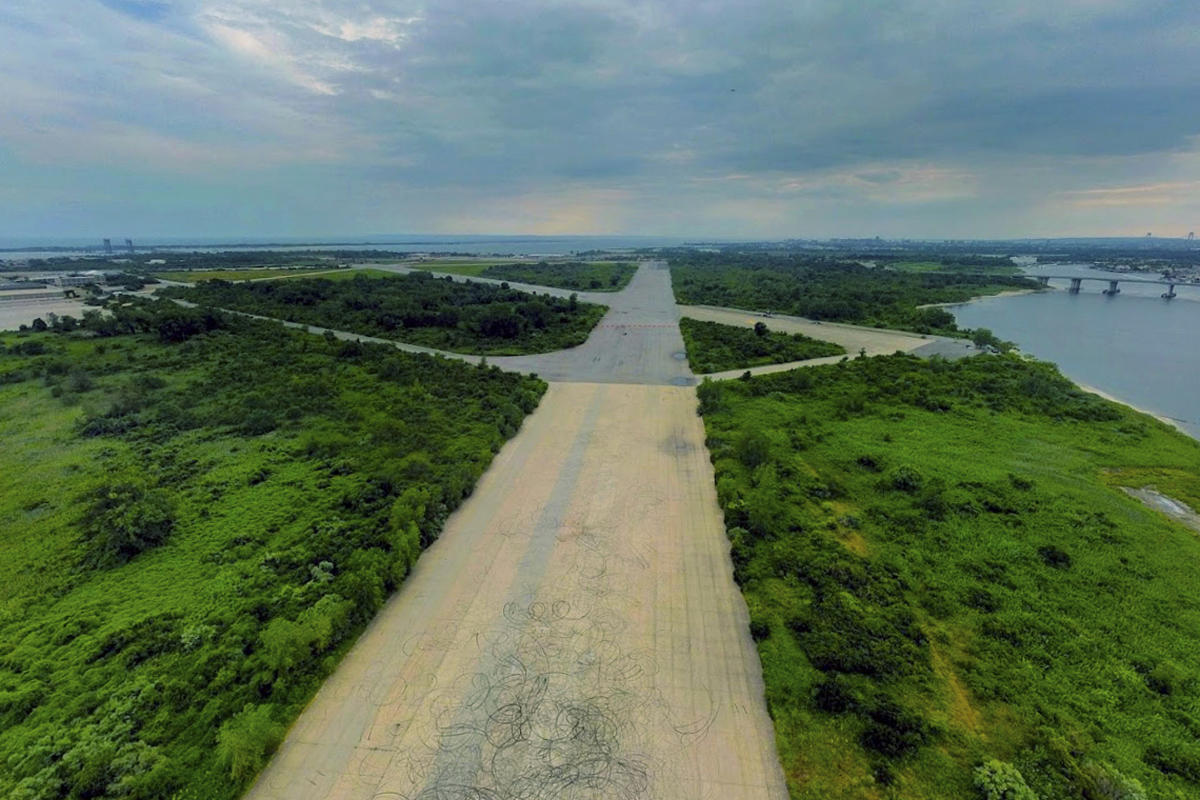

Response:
(1033, 274), (1197, 298)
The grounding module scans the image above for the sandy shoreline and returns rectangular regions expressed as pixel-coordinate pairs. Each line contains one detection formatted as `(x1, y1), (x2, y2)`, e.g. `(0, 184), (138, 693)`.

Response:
(918, 287), (1041, 309)
(1074, 381), (1188, 434)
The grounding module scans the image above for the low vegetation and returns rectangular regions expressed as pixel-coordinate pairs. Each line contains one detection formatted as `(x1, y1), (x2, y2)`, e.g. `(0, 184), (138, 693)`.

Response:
(159, 271), (606, 355)
(478, 260), (636, 291)
(885, 258), (1021, 275)
(154, 267), (341, 283)
(0, 299), (545, 799)
(415, 260), (635, 291)
(671, 253), (1039, 336)
(678, 317), (844, 373)
(697, 353), (1200, 799)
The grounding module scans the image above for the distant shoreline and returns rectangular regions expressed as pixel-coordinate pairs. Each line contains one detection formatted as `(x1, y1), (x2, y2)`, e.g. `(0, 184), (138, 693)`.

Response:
(917, 288), (1041, 309)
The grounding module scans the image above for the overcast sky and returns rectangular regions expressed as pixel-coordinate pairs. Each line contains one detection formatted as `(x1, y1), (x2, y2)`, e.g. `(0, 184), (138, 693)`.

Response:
(2, 0), (1199, 240)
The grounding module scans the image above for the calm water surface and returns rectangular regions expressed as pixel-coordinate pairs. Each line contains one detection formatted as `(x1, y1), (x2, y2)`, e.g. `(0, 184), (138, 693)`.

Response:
(951, 264), (1200, 439)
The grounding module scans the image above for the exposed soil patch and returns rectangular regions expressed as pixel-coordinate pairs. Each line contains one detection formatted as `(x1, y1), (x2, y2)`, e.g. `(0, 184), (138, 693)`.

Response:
(1123, 486), (1200, 534)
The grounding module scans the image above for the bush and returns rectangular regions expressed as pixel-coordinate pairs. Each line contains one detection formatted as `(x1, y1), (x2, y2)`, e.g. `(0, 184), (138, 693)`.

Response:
(889, 465), (925, 493)
(735, 429), (771, 468)
(812, 674), (858, 713)
(860, 700), (932, 758)
(973, 759), (1037, 800)
(65, 368), (94, 393)
(216, 704), (284, 782)
(1146, 741), (1200, 781)
(79, 483), (175, 566)
(1037, 544), (1072, 569)
(1081, 762), (1146, 800)
(1145, 661), (1188, 695)
(241, 409), (278, 436)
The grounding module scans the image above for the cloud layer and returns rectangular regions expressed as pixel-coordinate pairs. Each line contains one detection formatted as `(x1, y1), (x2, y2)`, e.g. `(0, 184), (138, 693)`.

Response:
(3, 0), (1199, 238)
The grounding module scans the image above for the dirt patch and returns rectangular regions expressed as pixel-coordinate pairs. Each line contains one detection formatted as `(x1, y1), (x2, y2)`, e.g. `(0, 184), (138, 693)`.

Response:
(661, 433), (696, 457)
(930, 640), (981, 735)
(838, 529), (869, 556)
(1122, 486), (1200, 534)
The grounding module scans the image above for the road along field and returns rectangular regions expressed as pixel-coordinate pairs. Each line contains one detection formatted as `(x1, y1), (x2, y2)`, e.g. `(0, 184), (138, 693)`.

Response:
(680, 304), (937, 355)
(680, 305), (978, 380)
(244, 262), (789, 799)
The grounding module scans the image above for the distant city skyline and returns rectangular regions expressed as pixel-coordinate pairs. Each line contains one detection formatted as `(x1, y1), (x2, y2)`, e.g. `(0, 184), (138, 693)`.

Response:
(2, 1), (1199, 239)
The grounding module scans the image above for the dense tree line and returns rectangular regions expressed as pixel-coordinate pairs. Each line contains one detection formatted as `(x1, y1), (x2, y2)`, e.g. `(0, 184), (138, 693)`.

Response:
(478, 260), (636, 291)
(670, 253), (1040, 336)
(866, 254), (1017, 270)
(0, 298), (545, 799)
(678, 317), (844, 373)
(159, 271), (606, 355)
(698, 354), (1200, 799)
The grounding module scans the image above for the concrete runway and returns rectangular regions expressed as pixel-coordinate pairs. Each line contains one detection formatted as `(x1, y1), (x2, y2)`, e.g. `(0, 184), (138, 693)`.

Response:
(243, 263), (789, 800)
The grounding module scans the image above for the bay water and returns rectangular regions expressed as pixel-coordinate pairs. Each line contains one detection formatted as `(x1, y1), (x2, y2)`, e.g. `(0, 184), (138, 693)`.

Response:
(950, 263), (1200, 439)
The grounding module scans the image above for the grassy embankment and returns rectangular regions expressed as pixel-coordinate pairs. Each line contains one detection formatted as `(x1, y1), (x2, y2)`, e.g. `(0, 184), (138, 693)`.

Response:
(158, 271), (606, 355)
(678, 316), (844, 373)
(417, 260), (636, 291)
(670, 254), (1040, 336)
(0, 302), (545, 799)
(698, 353), (1200, 800)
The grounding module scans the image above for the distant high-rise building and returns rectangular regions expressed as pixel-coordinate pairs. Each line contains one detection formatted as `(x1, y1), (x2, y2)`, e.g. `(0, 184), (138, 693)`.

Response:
(103, 238), (112, 255)
(125, 238), (135, 254)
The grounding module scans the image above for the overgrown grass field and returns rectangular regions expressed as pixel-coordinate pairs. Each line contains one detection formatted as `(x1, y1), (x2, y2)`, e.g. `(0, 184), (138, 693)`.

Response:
(679, 316), (845, 373)
(698, 354), (1200, 800)
(159, 271), (606, 355)
(409, 260), (636, 291)
(671, 253), (1039, 336)
(477, 260), (636, 291)
(0, 302), (545, 799)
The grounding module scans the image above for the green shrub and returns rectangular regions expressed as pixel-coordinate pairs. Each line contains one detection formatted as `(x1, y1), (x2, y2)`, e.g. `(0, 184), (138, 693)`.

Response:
(860, 701), (932, 758)
(1146, 741), (1200, 782)
(974, 759), (1037, 800)
(889, 465), (925, 493)
(79, 482), (175, 566)
(216, 704), (285, 782)
(1145, 661), (1188, 696)
(1081, 762), (1146, 800)
(735, 429), (771, 467)
(1037, 544), (1072, 569)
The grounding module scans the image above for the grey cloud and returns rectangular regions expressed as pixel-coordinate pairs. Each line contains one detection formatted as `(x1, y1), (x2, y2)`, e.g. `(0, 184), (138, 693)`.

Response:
(2, 0), (1200, 237)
